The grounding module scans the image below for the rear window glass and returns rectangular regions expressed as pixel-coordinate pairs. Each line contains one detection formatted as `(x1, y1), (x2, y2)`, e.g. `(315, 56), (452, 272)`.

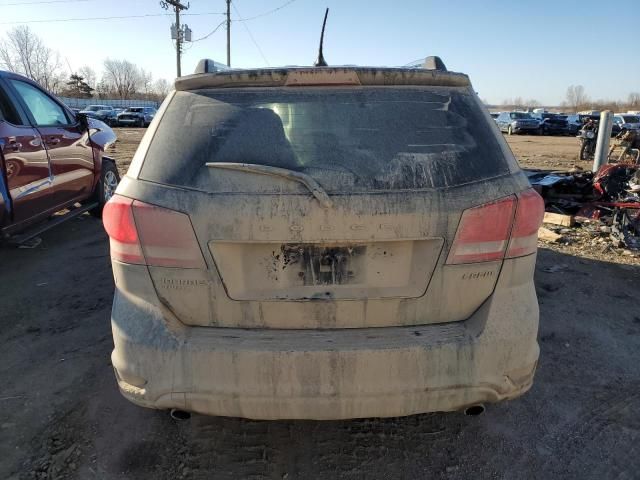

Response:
(510, 112), (532, 119)
(140, 87), (510, 191)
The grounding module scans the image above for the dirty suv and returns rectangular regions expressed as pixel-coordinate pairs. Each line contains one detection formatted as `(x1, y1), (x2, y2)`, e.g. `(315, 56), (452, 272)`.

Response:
(104, 58), (544, 420)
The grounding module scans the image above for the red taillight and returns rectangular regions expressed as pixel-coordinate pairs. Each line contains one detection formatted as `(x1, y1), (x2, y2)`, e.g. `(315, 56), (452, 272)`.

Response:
(103, 194), (205, 269)
(447, 195), (516, 264)
(447, 188), (544, 265)
(102, 195), (144, 264)
(506, 189), (545, 258)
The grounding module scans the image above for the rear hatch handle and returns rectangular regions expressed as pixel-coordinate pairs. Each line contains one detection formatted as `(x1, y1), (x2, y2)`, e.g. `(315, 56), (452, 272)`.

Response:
(205, 162), (333, 208)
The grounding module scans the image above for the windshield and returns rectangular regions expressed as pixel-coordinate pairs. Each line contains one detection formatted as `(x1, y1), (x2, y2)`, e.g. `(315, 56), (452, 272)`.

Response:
(510, 112), (532, 119)
(622, 115), (640, 123)
(86, 106), (106, 111)
(126, 108), (144, 113)
(140, 87), (510, 192)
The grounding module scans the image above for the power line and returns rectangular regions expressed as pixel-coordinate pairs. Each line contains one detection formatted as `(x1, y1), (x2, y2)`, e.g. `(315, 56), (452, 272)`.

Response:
(232, 1), (270, 66)
(0, 0), (296, 24)
(237, 0), (298, 22)
(0, 11), (224, 25)
(191, 20), (226, 43)
(0, 0), (91, 6)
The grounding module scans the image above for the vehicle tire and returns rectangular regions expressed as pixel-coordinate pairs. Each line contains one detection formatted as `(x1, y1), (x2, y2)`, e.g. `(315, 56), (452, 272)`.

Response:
(138, 118), (144, 128)
(507, 125), (513, 135)
(538, 126), (545, 136)
(579, 141), (589, 161)
(89, 160), (120, 218)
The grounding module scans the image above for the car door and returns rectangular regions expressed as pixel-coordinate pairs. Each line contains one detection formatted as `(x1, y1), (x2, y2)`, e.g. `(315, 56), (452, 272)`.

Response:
(7, 78), (95, 207)
(0, 78), (54, 228)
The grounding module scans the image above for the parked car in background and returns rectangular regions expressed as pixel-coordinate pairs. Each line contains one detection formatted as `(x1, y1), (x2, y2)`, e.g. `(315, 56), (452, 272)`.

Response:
(0, 71), (118, 242)
(79, 104), (118, 126)
(531, 112), (568, 135)
(490, 112), (500, 121)
(496, 111), (541, 135)
(116, 106), (156, 127)
(104, 58), (544, 420)
(613, 113), (640, 132)
(565, 114), (583, 135)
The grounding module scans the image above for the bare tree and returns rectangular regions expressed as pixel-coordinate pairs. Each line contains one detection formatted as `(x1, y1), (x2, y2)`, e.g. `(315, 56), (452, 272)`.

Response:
(0, 26), (63, 92)
(140, 68), (153, 95)
(78, 65), (97, 89)
(627, 92), (640, 110)
(566, 85), (589, 112)
(512, 97), (524, 110)
(153, 78), (171, 99)
(102, 58), (141, 100)
(526, 99), (541, 108)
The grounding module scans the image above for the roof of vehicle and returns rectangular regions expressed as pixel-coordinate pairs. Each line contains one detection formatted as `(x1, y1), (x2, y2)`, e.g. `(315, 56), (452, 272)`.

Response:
(175, 64), (470, 91)
(0, 70), (51, 89)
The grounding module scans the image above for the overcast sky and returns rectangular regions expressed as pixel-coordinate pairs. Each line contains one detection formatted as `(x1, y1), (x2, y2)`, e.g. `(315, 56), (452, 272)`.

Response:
(1, 0), (638, 105)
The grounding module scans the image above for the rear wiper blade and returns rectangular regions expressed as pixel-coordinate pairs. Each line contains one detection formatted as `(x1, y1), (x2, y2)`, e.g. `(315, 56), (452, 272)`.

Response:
(205, 162), (333, 208)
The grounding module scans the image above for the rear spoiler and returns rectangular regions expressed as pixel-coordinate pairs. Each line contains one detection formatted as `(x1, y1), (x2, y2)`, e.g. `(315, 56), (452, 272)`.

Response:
(175, 67), (471, 91)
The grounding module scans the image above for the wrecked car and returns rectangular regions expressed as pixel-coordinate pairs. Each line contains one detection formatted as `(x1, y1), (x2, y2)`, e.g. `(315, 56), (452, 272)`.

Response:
(104, 57), (545, 420)
(0, 71), (118, 243)
(79, 104), (118, 127)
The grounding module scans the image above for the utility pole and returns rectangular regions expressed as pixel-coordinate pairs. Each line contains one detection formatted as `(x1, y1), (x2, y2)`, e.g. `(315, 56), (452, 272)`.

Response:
(226, 0), (231, 67)
(160, 0), (190, 77)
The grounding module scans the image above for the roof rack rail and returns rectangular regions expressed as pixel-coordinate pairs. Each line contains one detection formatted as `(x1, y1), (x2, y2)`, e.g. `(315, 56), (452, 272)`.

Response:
(194, 59), (231, 74)
(423, 56), (447, 72)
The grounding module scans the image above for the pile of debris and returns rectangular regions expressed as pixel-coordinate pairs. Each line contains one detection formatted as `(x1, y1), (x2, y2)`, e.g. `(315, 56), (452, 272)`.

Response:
(527, 164), (640, 256)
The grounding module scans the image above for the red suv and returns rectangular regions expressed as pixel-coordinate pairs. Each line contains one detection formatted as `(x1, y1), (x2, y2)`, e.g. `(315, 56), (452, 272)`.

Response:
(0, 71), (118, 242)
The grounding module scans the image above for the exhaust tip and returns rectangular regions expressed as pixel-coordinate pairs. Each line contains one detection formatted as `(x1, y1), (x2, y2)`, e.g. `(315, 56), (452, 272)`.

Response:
(170, 409), (191, 421)
(463, 404), (485, 416)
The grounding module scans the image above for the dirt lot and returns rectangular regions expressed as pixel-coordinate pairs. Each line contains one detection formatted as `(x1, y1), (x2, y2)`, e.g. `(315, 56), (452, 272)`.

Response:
(1, 130), (639, 479)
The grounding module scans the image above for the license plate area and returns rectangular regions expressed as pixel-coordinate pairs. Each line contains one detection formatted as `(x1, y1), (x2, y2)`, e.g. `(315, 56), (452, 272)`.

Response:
(283, 244), (366, 286)
(208, 239), (444, 301)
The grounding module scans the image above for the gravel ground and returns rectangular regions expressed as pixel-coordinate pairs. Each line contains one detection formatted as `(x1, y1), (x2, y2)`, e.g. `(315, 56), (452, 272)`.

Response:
(1, 130), (638, 479)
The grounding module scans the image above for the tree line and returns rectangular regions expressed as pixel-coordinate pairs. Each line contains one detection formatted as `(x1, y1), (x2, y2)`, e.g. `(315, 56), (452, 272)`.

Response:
(0, 26), (170, 101)
(499, 85), (640, 113)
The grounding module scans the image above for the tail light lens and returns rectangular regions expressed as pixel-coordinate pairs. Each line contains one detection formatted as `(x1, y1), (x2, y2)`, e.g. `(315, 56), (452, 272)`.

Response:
(447, 188), (544, 265)
(103, 194), (206, 269)
(102, 195), (144, 264)
(506, 189), (545, 258)
(447, 196), (516, 264)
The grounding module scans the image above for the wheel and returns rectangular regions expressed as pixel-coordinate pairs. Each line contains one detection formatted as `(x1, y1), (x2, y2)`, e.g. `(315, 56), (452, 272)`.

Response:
(538, 126), (545, 136)
(138, 117), (145, 128)
(5, 160), (20, 178)
(507, 125), (513, 135)
(89, 161), (120, 217)
(579, 141), (590, 161)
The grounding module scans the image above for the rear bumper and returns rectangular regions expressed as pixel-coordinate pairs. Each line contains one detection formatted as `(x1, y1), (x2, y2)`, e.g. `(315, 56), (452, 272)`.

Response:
(110, 256), (539, 420)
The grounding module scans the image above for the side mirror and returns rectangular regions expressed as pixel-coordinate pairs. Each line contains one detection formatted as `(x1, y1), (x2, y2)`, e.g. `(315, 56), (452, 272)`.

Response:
(76, 112), (89, 132)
